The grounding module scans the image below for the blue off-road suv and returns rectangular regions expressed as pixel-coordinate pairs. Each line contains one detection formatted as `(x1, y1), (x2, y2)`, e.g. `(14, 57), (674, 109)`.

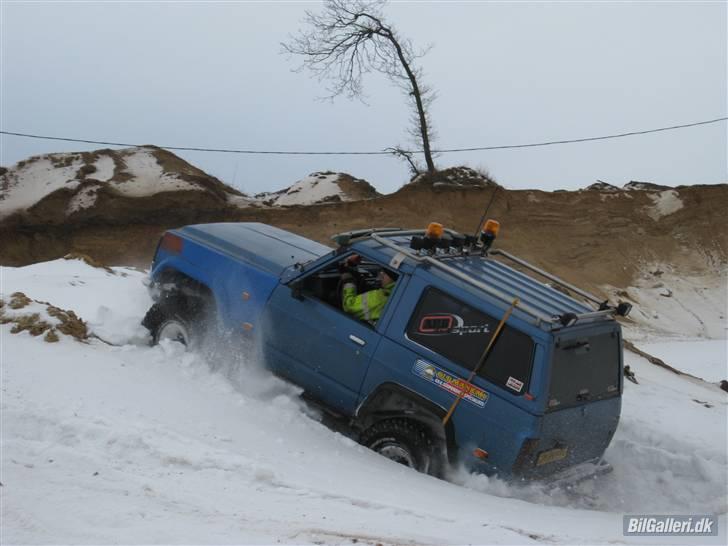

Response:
(142, 222), (631, 480)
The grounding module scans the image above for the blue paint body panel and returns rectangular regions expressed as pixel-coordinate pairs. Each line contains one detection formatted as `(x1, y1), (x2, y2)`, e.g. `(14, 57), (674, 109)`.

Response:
(147, 222), (623, 478)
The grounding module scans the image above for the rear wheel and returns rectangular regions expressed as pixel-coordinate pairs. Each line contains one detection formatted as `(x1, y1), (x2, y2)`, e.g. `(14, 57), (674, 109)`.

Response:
(360, 418), (445, 477)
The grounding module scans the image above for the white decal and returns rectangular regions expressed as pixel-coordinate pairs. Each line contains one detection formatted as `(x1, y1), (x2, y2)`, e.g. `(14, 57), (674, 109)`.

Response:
(506, 376), (524, 392)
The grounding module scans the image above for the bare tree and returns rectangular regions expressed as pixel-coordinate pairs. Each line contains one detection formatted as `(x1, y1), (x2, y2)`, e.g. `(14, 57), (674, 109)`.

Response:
(283, 0), (437, 173)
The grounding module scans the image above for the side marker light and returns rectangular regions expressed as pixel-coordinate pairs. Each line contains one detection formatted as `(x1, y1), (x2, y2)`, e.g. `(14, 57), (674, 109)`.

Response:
(160, 233), (184, 254)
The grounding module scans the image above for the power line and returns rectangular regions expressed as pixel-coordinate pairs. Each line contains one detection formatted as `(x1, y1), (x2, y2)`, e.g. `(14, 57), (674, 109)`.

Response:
(1, 116), (725, 156)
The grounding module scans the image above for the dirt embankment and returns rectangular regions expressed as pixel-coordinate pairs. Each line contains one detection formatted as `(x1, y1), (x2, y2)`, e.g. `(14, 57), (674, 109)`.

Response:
(2, 182), (726, 296)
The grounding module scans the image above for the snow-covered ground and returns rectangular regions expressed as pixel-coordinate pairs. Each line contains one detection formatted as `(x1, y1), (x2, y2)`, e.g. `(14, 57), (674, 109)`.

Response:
(607, 265), (727, 340)
(1, 259), (726, 544)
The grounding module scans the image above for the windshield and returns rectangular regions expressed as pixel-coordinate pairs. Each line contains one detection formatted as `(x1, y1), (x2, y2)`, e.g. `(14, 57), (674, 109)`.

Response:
(547, 329), (621, 411)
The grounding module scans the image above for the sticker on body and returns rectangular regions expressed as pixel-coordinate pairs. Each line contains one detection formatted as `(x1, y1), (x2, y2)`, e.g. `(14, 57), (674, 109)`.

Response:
(506, 376), (524, 392)
(412, 359), (488, 408)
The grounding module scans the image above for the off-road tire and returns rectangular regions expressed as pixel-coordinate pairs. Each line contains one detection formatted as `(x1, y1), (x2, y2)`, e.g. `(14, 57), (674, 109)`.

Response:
(360, 418), (445, 477)
(142, 294), (205, 348)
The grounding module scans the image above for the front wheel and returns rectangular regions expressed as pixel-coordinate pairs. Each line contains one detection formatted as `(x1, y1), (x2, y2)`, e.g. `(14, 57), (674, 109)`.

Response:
(155, 314), (192, 346)
(360, 419), (445, 477)
(142, 297), (200, 348)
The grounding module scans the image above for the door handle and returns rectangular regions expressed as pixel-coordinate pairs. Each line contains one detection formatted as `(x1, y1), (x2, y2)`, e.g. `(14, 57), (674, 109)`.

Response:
(348, 334), (366, 347)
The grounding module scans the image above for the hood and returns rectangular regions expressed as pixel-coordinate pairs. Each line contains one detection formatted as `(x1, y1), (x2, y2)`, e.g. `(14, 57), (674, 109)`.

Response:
(178, 222), (331, 277)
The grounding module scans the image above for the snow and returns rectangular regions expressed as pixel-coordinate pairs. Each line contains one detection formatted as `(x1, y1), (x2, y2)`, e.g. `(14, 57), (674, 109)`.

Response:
(606, 265), (727, 339)
(0, 149), (214, 219)
(1, 298), (64, 328)
(645, 190), (684, 220)
(115, 149), (200, 197)
(227, 194), (258, 208)
(93, 155), (116, 182)
(66, 184), (101, 214)
(0, 155), (82, 219)
(634, 338), (727, 382)
(259, 173), (346, 206)
(2, 259), (727, 544)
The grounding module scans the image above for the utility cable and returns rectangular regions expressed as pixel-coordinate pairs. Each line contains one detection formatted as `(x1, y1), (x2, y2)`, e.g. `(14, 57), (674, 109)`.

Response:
(1, 116), (725, 156)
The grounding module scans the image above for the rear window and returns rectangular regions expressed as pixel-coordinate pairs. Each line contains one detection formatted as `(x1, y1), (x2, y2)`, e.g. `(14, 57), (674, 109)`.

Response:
(406, 287), (534, 394)
(548, 330), (621, 410)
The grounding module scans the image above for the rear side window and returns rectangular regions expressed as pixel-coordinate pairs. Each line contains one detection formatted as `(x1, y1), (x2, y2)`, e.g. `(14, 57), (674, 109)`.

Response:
(406, 287), (534, 394)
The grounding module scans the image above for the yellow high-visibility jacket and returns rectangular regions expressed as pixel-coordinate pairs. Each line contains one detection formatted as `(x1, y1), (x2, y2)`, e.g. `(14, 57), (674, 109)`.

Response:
(342, 281), (394, 323)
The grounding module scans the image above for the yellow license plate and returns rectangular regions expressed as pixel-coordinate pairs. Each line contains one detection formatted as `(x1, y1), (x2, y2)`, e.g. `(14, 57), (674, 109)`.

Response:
(536, 447), (568, 466)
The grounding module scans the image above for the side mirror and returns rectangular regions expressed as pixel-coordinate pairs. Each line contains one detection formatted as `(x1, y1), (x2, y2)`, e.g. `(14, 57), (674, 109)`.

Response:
(290, 281), (304, 301)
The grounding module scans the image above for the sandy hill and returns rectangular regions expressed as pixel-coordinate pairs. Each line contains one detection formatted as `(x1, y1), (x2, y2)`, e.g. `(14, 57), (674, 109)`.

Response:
(256, 172), (380, 206)
(0, 147), (254, 226)
(1, 147), (726, 335)
(0, 150), (381, 224)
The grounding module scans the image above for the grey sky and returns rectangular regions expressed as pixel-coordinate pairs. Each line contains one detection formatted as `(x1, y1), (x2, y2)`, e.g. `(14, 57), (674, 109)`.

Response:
(1, 1), (726, 195)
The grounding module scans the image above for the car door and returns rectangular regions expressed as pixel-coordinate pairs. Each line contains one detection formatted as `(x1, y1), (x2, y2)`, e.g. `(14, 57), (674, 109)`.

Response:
(261, 253), (394, 415)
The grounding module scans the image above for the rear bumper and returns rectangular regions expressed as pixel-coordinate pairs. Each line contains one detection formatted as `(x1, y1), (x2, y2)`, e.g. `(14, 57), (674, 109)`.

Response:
(510, 397), (621, 479)
(544, 457), (613, 486)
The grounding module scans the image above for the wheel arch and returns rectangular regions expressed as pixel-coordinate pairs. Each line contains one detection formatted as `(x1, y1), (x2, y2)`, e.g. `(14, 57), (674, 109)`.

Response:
(153, 267), (217, 311)
(355, 382), (458, 463)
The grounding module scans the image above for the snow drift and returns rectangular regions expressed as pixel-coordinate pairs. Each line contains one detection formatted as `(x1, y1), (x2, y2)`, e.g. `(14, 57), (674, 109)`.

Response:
(1, 258), (726, 544)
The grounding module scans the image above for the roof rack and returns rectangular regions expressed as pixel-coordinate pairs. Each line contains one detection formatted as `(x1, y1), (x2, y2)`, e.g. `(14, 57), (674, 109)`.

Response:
(363, 229), (619, 329)
(332, 228), (403, 247)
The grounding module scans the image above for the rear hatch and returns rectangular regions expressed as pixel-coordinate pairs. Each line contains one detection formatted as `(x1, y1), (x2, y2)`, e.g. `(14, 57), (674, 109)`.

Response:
(514, 325), (623, 478)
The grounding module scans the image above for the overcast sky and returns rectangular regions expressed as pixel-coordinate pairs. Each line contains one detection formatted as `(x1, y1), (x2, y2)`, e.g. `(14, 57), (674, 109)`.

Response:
(1, 1), (726, 195)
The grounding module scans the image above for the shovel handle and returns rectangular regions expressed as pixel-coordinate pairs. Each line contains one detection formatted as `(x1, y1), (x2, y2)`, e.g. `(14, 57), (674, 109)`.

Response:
(442, 298), (519, 426)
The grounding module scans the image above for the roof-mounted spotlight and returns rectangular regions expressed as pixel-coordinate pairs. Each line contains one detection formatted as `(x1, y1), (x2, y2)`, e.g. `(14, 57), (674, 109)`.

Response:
(480, 219), (500, 254)
(411, 222), (444, 253)
(558, 312), (578, 327)
(616, 302), (632, 317)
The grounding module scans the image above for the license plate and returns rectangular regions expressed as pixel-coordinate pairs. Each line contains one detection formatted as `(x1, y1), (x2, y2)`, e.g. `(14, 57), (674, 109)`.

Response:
(536, 447), (568, 466)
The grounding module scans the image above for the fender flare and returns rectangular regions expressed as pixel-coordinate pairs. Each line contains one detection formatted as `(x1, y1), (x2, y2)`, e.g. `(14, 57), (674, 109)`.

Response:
(355, 382), (458, 463)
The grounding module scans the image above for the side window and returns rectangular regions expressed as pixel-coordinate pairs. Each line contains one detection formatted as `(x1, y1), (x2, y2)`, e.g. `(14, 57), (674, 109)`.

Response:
(406, 287), (534, 394)
(298, 254), (399, 326)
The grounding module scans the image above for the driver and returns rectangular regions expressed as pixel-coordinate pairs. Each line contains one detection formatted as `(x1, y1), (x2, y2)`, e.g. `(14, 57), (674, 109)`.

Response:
(340, 255), (395, 323)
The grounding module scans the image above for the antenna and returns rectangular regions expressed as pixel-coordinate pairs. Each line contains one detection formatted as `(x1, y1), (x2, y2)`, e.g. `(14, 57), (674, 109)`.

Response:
(472, 185), (500, 240)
